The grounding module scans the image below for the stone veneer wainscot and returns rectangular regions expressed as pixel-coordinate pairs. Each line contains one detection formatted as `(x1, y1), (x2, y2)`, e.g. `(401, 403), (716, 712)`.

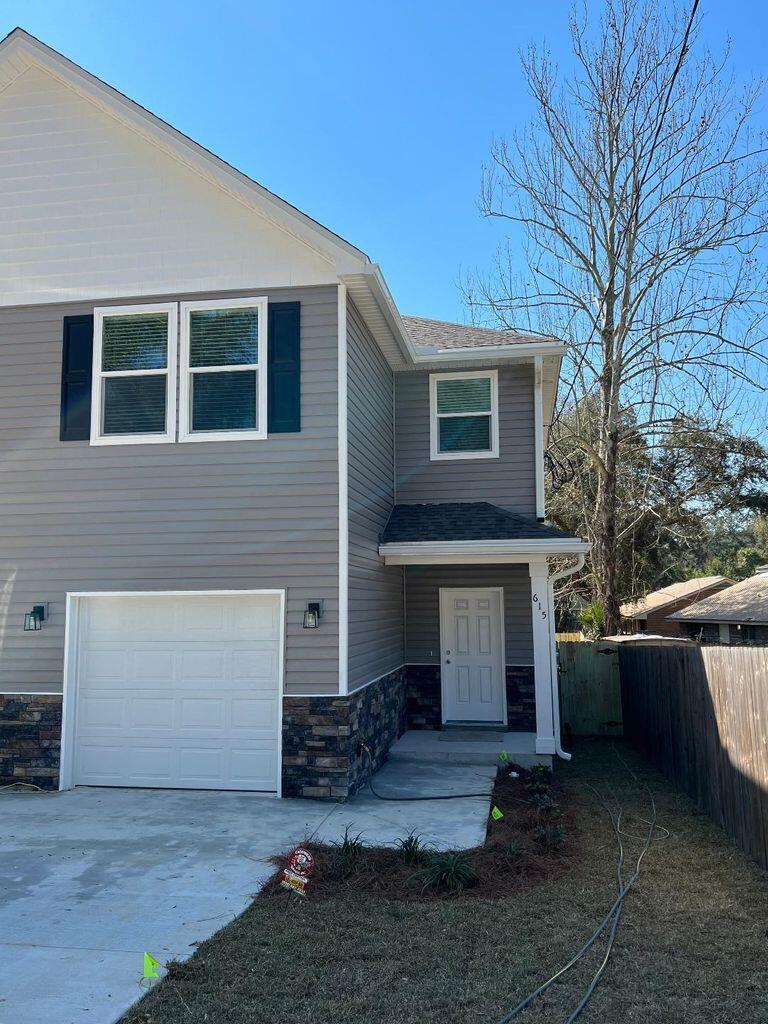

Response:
(404, 664), (536, 732)
(0, 695), (62, 788)
(281, 667), (406, 800)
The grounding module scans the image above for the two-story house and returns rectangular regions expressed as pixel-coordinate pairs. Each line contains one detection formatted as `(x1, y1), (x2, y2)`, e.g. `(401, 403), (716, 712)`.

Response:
(0, 29), (588, 800)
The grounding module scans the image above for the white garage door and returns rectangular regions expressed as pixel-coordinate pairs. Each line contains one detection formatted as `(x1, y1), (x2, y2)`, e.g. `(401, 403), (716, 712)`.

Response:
(71, 593), (282, 792)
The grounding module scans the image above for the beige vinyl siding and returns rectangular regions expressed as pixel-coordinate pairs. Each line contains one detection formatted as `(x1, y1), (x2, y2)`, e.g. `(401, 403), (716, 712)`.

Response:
(346, 300), (404, 691)
(0, 65), (336, 307)
(0, 285), (339, 695)
(394, 363), (536, 513)
(404, 565), (534, 665)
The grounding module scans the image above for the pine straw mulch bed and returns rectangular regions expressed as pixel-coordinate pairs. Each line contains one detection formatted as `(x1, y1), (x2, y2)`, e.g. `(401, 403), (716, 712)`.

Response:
(260, 764), (581, 901)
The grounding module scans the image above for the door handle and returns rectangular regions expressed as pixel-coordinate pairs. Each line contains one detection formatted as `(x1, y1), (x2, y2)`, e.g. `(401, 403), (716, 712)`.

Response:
(446, 659), (451, 664)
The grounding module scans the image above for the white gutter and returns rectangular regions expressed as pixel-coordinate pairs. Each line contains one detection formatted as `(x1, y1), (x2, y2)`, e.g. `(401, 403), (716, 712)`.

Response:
(409, 342), (568, 363)
(546, 554), (586, 762)
(380, 538), (590, 559)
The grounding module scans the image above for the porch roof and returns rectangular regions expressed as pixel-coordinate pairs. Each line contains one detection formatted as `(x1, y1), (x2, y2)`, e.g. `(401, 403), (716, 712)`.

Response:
(379, 502), (588, 565)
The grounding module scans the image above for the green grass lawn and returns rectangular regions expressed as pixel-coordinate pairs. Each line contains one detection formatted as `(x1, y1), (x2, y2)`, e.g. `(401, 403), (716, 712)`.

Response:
(123, 741), (768, 1024)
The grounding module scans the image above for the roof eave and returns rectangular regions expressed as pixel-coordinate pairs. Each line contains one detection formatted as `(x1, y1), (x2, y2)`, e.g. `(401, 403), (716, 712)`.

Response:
(379, 538), (590, 565)
(409, 342), (568, 363)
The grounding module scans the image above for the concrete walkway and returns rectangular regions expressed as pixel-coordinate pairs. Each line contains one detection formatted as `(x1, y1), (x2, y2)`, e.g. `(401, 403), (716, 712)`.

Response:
(0, 761), (493, 1024)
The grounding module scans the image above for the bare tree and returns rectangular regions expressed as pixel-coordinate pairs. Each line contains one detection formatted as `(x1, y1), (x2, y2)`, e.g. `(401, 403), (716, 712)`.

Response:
(467, 0), (768, 633)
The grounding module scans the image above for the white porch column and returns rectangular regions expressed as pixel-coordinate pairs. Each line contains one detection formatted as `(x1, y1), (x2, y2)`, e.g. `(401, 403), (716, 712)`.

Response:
(529, 557), (555, 754)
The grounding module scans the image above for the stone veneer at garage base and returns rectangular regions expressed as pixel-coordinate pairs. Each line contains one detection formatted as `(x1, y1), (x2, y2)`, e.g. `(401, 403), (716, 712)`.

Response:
(283, 664), (537, 799)
(0, 664), (535, 798)
(0, 695), (62, 788)
(282, 667), (406, 799)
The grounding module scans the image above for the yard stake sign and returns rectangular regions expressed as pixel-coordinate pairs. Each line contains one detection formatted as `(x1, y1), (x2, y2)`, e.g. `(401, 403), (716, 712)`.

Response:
(143, 952), (159, 980)
(280, 847), (315, 897)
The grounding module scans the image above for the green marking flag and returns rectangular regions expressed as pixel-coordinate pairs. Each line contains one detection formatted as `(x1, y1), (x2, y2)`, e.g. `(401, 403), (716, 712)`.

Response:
(499, 750), (509, 762)
(143, 952), (159, 980)
(491, 805), (504, 821)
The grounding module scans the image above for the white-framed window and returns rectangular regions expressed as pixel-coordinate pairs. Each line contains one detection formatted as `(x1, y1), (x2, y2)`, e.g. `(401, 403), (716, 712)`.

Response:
(429, 369), (499, 460)
(179, 296), (268, 442)
(90, 302), (178, 446)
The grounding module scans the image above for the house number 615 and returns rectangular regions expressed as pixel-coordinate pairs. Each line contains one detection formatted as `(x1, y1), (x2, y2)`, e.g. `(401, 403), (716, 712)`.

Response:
(532, 592), (548, 620)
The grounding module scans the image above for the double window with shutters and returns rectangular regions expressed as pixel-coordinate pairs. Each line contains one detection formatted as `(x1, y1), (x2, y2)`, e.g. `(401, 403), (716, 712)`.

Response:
(429, 370), (499, 461)
(67, 296), (299, 445)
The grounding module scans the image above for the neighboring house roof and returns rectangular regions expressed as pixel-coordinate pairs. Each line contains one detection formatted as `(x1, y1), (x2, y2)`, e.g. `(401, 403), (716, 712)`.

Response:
(620, 576), (732, 619)
(669, 569), (768, 624)
(381, 502), (577, 544)
(402, 316), (560, 354)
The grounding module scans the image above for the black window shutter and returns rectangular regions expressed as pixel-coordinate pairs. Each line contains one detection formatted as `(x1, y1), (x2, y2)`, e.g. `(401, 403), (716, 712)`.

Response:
(267, 301), (301, 433)
(60, 314), (94, 441)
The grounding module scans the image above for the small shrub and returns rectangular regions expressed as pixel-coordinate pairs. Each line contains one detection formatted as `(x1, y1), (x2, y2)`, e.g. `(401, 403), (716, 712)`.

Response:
(528, 792), (561, 816)
(331, 827), (366, 876)
(395, 831), (429, 866)
(580, 600), (605, 639)
(528, 764), (553, 784)
(418, 852), (477, 893)
(503, 838), (524, 861)
(534, 824), (565, 851)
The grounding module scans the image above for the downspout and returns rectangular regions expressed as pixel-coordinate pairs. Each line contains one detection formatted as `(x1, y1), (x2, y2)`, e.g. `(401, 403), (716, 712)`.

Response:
(547, 554), (585, 761)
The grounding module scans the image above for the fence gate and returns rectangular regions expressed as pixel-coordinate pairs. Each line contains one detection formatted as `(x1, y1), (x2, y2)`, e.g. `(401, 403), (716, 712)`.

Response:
(558, 641), (623, 737)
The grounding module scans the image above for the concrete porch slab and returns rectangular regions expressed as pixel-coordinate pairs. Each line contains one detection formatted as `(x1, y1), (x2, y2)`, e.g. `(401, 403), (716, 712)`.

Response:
(388, 729), (552, 768)
(317, 759), (495, 851)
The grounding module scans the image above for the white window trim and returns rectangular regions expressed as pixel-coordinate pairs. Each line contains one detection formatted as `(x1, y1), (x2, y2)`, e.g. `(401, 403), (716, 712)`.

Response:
(178, 296), (269, 443)
(90, 302), (178, 446)
(429, 369), (499, 461)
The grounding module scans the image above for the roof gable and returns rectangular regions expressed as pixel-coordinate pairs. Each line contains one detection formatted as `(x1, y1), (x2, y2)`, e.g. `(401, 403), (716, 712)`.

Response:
(0, 29), (370, 306)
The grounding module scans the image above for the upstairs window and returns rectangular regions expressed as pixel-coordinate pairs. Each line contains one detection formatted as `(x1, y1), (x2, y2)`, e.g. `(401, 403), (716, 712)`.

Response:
(429, 370), (499, 460)
(179, 297), (268, 442)
(91, 303), (177, 445)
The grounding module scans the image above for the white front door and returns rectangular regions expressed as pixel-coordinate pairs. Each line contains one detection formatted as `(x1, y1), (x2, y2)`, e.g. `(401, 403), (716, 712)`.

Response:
(439, 588), (506, 724)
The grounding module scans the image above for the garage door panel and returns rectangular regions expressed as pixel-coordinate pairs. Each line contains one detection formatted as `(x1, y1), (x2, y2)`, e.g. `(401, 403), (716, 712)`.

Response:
(180, 648), (228, 681)
(72, 594), (282, 792)
(81, 648), (128, 685)
(132, 649), (176, 682)
(229, 748), (276, 788)
(129, 697), (175, 729)
(231, 649), (280, 683)
(178, 747), (223, 783)
(179, 698), (226, 729)
(78, 696), (125, 730)
(231, 696), (279, 732)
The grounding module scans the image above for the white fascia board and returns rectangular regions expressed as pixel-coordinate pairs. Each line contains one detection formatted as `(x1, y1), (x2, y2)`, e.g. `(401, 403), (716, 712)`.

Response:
(409, 343), (568, 362)
(0, 30), (368, 275)
(379, 538), (590, 565)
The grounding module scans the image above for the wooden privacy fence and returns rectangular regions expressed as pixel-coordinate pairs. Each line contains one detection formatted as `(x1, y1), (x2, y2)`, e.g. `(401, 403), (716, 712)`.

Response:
(620, 643), (768, 870)
(557, 641), (623, 736)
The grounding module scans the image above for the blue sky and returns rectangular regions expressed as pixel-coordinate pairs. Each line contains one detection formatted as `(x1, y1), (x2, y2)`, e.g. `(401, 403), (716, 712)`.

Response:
(1, 1), (764, 322)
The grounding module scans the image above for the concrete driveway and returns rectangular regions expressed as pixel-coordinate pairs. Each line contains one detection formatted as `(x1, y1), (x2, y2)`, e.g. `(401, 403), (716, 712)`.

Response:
(0, 761), (493, 1024)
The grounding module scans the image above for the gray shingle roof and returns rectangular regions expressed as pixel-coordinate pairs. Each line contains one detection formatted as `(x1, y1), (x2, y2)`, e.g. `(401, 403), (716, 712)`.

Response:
(620, 576), (732, 619)
(380, 502), (579, 544)
(401, 315), (560, 353)
(668, 570), (768, 624)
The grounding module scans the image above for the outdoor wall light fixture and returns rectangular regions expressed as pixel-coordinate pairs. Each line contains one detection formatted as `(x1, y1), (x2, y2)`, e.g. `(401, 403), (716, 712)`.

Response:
(23, 604), (48, 631)
(303, 601), (323, 629)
